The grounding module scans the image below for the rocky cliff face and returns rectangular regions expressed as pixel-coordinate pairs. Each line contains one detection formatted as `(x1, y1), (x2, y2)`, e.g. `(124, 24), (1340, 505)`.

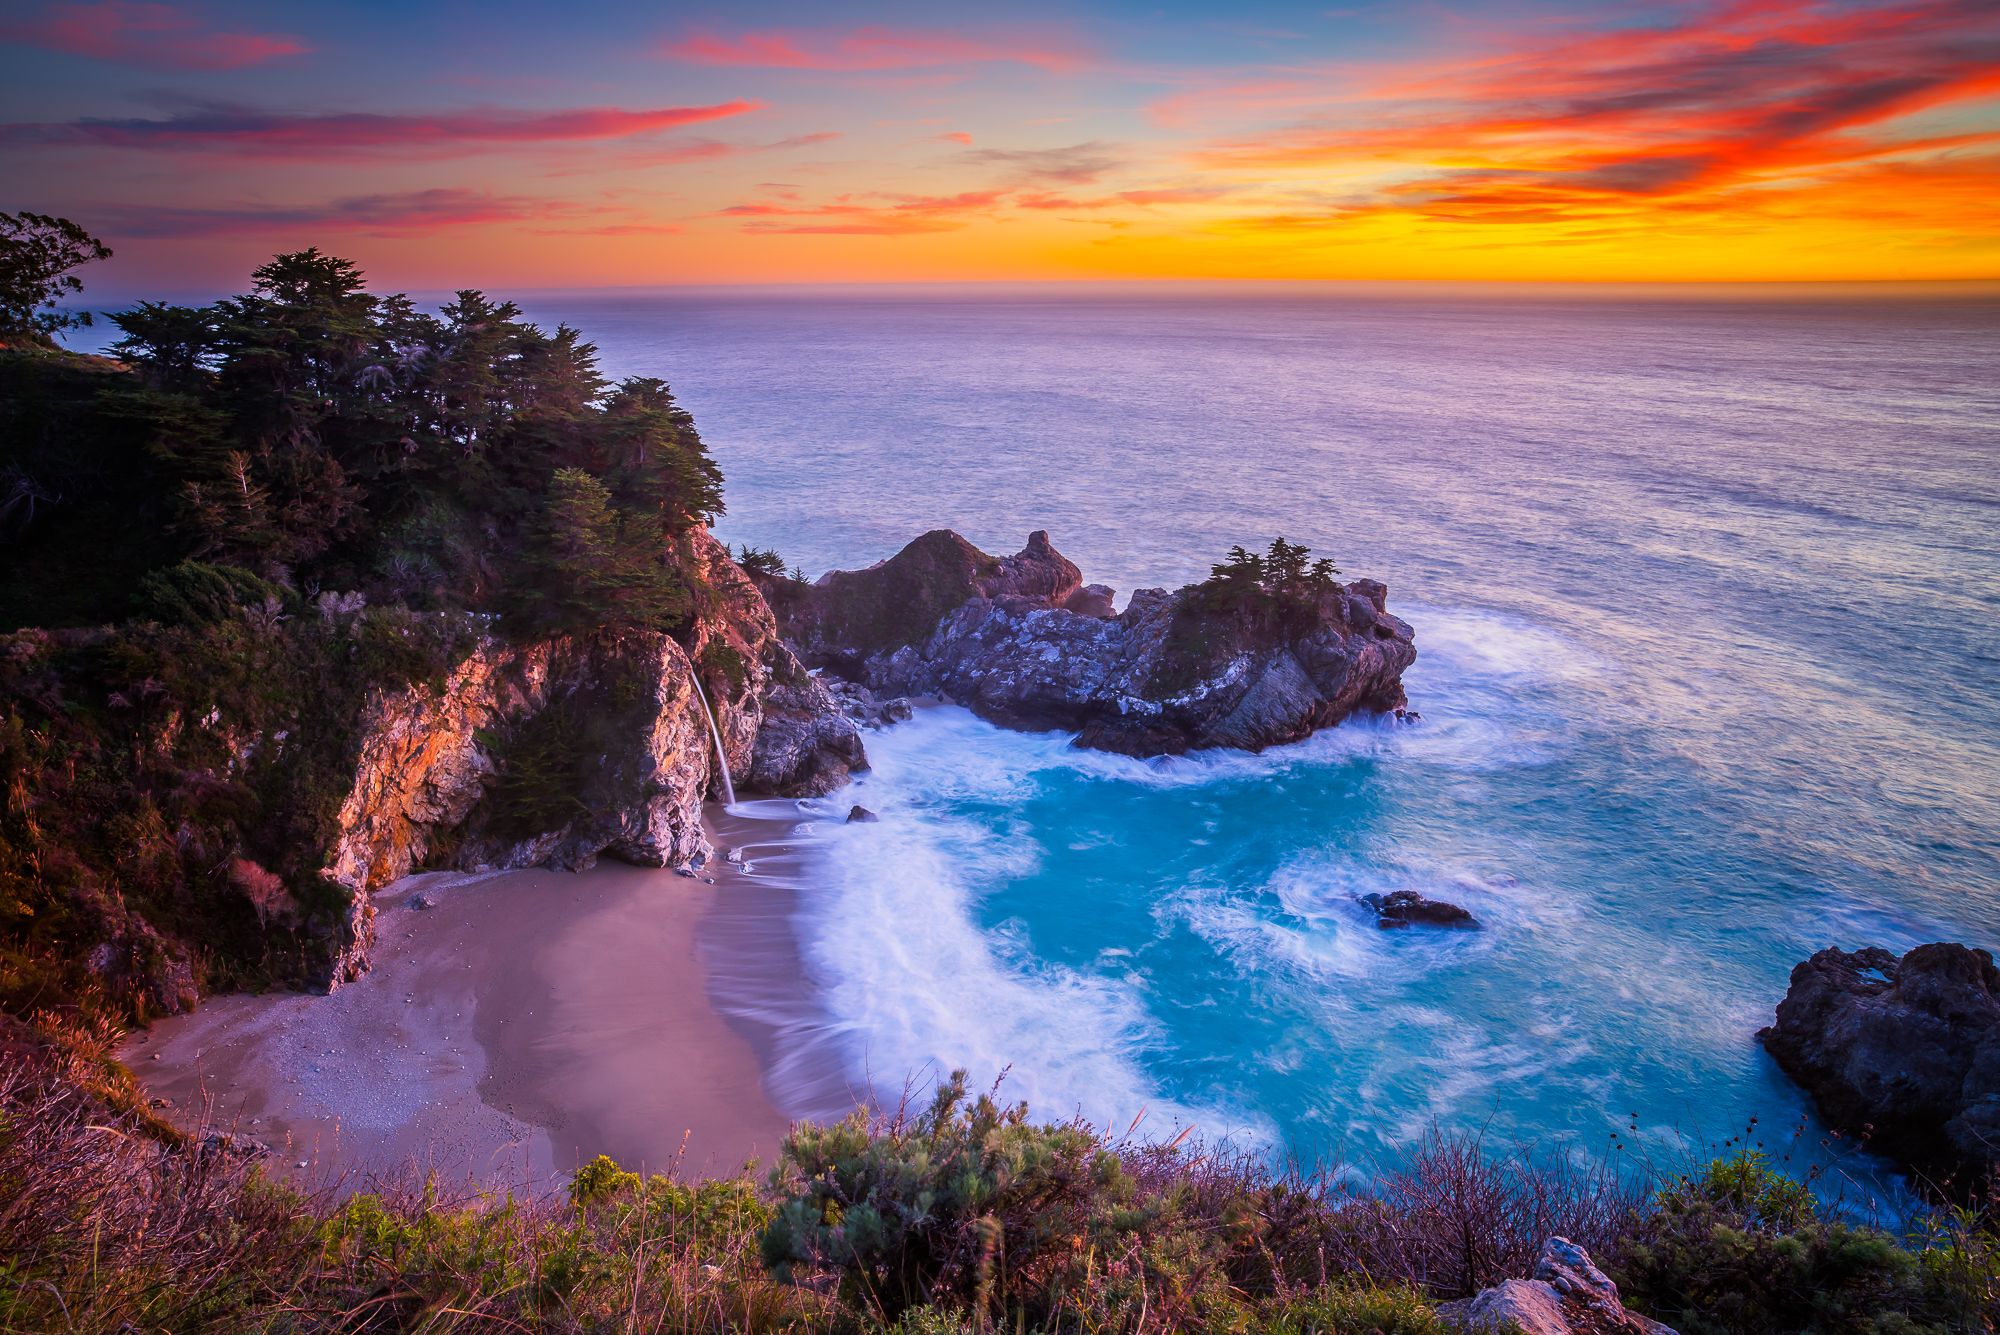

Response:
(1760, 942), (1999, 1191)
(761, 531), (1415, 756)
(681, 529), (867, 797)
(316, 534), (865, 987)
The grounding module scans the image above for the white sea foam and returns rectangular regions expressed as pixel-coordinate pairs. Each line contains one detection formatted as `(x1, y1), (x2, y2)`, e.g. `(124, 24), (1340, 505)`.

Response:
(782, 603), (1595, 1154)
(794, 713), (1274, 1145)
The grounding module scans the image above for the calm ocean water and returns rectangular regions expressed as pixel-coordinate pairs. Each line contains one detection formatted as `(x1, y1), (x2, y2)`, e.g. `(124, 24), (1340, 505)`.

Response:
(512, 285), (2000, 1179)
(110, 284), (1999, 1176)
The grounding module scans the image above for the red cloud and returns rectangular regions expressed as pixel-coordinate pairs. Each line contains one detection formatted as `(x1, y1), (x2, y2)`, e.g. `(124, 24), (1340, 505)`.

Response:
(665, 25), (1088, 73)
(2, 101), (764, 157)
(1187, 0), (2000, 233)
(0, 1), (306, 70)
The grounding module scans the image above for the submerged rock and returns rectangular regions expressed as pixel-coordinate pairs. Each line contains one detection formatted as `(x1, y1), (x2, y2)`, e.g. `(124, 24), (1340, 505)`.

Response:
(1364, 890), (1477, 929)
(1441, 1237), (1676, 1335)
(1760, 942), (2000, 1189)
(760, 530), (1415, 757)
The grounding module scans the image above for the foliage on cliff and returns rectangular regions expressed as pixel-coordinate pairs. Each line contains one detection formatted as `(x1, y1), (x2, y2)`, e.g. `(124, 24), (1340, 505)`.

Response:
(0, 237), (731, 1020)
(1, 1058), (1993, 1334)
(2, 246), (722, 633)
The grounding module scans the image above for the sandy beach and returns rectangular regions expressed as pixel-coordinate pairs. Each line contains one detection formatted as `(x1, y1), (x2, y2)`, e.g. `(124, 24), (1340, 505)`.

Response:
(124, 805), (851, 1195)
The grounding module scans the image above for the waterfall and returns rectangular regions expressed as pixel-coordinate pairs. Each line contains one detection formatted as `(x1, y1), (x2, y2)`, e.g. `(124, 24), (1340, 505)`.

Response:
(687, 668), (737, 806)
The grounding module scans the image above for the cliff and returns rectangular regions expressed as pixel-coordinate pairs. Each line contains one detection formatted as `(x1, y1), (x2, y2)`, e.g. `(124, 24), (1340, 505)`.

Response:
(1761, 942), (1999, 1193)
(760, 531), (1416, 755)
(0, 533), (863, 1011)
(316, 533), (864, 987)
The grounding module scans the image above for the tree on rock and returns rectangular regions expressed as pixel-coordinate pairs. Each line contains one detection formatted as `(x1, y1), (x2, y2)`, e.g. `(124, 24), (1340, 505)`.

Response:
(517, 467), (688, 635)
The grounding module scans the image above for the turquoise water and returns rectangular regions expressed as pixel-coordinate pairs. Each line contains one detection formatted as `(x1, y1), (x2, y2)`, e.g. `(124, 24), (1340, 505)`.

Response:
(544, 287), (2000, 1174)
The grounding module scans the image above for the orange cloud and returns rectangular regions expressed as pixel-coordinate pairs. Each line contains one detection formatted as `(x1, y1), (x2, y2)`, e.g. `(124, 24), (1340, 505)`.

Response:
(664, 25), (1089, 73)
(0, 1), (306, 70)
(722, 189), (1009, 235)
(1186, 0), (2000, 245)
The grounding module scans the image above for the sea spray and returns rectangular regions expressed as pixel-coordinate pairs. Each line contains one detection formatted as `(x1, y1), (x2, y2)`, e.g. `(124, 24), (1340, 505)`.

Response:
(688, 669), (737, 806)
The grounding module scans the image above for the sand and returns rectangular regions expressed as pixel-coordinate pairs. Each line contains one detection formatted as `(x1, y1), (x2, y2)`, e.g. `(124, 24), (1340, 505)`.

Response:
(124, 807), (840, 1196)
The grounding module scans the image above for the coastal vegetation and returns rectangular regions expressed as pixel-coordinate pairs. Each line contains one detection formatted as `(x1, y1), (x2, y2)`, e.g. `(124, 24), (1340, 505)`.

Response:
(3, 220), (1994, 1332)
(1, 1047), (1994, 1333)
(0, 223), (733, 1017)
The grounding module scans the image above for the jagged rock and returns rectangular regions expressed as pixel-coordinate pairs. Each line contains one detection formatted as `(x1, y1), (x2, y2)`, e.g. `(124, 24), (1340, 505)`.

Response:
(817, 675), (914, 728)
(685, 529), (867, 798)
(1364, 890), (1477, 929)
(764, 531), (1414, 757)
(1760, 942), (2000, 1188)
(1063, 583), (1117, 617)
(1441, 1237), (1675, 1335)
(847, 805), (879, 824)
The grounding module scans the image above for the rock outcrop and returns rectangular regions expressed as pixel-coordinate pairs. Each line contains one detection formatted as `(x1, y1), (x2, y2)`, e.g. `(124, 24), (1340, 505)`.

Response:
(1441, 1237), (1676, 1335)
(317, 533), (865, 988)
(320, 631), (715, 985)
(760, 530), (1415, 756)
(683, 529), (867, 797)
(1759, 942), (2000, 1188)
(1365, 890), (1477, 929)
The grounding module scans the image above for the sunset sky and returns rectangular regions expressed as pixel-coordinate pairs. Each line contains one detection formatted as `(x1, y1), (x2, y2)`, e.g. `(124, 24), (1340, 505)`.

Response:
(3, 0), (1997, 294)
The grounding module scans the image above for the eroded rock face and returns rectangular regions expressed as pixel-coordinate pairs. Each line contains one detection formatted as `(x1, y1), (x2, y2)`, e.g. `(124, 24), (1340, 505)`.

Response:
(683, 528), (867, 798)
(318, 533), (864, 988)
(1759, 943), (2000, 1188)
(320, 632), (715, 986)
(762, 530), (1414, 757)
(1440, 1237), (1676, 1335)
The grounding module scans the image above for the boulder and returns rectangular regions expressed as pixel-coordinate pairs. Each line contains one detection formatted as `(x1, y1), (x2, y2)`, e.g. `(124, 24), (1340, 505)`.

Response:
(764, 531), (1415, 757)
(1759, 942), (2000, 1189)
(1063, 583), (1118, 617)
(1441, 1237), (1675, 1335)
(847, 805), (879, 824)
(1364, 890), (1477, 929)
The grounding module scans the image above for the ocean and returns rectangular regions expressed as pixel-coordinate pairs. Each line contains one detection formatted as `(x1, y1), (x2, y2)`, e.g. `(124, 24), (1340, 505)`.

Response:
(193, 285), (2000, 1176)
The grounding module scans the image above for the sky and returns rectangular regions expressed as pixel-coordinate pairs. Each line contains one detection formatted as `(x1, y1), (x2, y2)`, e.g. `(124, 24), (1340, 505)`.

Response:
(2, 0), (1998, 295)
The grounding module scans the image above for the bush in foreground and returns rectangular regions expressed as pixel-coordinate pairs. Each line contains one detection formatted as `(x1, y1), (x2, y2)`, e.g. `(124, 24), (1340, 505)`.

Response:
(0, 1055), (1994, 1333)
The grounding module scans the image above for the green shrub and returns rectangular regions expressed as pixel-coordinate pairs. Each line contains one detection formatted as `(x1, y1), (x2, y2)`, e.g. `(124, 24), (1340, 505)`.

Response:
(1256, 1284), (1454, 1335)
(1611, 1151), (1971, 1335)
(133, 560), (278, 625)
(701, 638), (751, 700)
(762, 1070), (1128, 1320)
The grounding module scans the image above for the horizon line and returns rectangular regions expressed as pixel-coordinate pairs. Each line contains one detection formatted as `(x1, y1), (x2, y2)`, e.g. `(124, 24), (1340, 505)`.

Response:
(69, 274), (2000, 308)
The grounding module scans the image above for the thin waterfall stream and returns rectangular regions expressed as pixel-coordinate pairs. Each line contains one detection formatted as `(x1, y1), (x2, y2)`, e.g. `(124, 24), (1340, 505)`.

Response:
(688, 668), (737, 806)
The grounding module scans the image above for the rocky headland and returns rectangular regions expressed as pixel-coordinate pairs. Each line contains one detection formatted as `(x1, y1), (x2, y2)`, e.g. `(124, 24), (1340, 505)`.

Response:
(756, 529), (1417, 756)
(1761, 942), (1999, 1192)
(309, 530), (866, 988)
